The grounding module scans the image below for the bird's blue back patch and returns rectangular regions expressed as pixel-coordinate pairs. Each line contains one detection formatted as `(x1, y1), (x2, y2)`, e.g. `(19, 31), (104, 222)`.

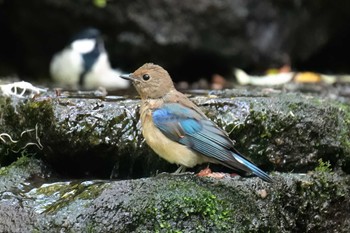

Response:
(153, 106), (203, 138)
(180, 119), (202, 134)
(153, 108), (172, 122)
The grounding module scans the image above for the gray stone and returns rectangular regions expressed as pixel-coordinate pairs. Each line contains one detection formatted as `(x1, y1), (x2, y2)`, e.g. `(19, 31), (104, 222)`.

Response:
(0, 89), (349, 178)
(1, 170), (349, 232)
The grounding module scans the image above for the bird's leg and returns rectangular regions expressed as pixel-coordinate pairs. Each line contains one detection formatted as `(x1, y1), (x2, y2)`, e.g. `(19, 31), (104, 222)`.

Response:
(173, 165), (187, 174)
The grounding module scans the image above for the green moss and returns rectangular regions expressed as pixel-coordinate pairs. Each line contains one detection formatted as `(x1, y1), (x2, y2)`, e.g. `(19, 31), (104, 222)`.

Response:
(85, 223), (98, 233)
(219, 94), (350, 172)
(0, 97), (55, 165)
(1, 98), (54, 134)
(331, 102), (350, 172)
(78, 182), (108, 200)
(0, 166), (7, 176)
(32, 181), (109, 213)
(270, 173), (350, 232)
(130, 178), (233, 232)
(0, 154), (32, 175)
(298, 174), (347, 221)
(315, 159), (332, 173)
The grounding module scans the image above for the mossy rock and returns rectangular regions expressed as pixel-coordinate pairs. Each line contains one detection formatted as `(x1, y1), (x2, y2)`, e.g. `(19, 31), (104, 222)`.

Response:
(1, 172), (349, 232)
(1, 90), (350, 178)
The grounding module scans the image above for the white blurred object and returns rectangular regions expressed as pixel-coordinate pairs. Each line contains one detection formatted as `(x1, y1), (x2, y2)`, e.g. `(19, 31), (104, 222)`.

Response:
(83, 54), (128, 90)
(234, 67), (350, 86)
(50, 28), (129, 90)
(234, 68), (294, 86)
(0, 81), (47, 98)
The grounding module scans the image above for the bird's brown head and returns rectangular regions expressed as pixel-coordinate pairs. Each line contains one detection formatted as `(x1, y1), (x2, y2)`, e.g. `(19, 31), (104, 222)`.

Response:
(120, 63), (175, 99)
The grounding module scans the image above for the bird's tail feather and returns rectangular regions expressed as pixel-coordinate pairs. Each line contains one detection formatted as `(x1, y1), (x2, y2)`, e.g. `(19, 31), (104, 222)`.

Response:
(233, 153), (273, 183)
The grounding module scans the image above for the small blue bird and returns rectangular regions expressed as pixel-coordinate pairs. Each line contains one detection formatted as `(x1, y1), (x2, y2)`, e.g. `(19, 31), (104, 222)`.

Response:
(121, 63), (273, 182)
(50, 28), (129, 90)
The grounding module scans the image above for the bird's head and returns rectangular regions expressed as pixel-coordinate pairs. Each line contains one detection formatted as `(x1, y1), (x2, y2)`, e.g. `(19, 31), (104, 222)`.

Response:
(70, 28), (105, 54)
(120, 63), (175, 99)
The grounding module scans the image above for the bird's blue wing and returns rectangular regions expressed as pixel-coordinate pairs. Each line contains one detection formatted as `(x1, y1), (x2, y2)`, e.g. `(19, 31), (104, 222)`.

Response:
(153, 103), (230, 149)
(152, 104), (243, 167)
(152, 103), (272, 182)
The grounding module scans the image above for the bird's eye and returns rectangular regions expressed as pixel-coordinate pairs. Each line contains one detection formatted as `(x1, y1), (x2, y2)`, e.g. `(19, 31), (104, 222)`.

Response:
(142, 74), (150, 81)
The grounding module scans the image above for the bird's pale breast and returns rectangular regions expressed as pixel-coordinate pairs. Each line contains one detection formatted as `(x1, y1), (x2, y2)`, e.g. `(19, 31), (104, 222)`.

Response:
(140, 104), (208, 168)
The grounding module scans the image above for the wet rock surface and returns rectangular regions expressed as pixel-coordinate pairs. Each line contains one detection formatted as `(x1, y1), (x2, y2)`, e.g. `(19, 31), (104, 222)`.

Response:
(0, 161), (349, 232)
(1, 88), (350, 178)
(0, 86), (350, 231)
(0, 157), (47, 232)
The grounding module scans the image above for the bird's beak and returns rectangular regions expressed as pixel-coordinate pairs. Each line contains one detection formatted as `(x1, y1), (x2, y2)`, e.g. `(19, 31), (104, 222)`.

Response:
(120, 73), (134, 81)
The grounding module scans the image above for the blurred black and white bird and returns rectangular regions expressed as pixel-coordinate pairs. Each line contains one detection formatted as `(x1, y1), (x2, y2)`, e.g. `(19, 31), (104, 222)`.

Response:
(50, 28), (129, 90)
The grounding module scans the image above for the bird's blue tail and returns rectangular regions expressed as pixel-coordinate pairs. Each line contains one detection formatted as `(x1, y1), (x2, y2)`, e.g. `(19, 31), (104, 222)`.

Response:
(233, 153), (273, 183)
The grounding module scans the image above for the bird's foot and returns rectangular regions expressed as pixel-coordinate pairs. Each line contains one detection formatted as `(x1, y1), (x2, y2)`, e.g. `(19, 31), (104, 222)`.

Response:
(155, 166), (193, 177)
(154, 165), (192, 178)
(197, 167), (226, 179)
